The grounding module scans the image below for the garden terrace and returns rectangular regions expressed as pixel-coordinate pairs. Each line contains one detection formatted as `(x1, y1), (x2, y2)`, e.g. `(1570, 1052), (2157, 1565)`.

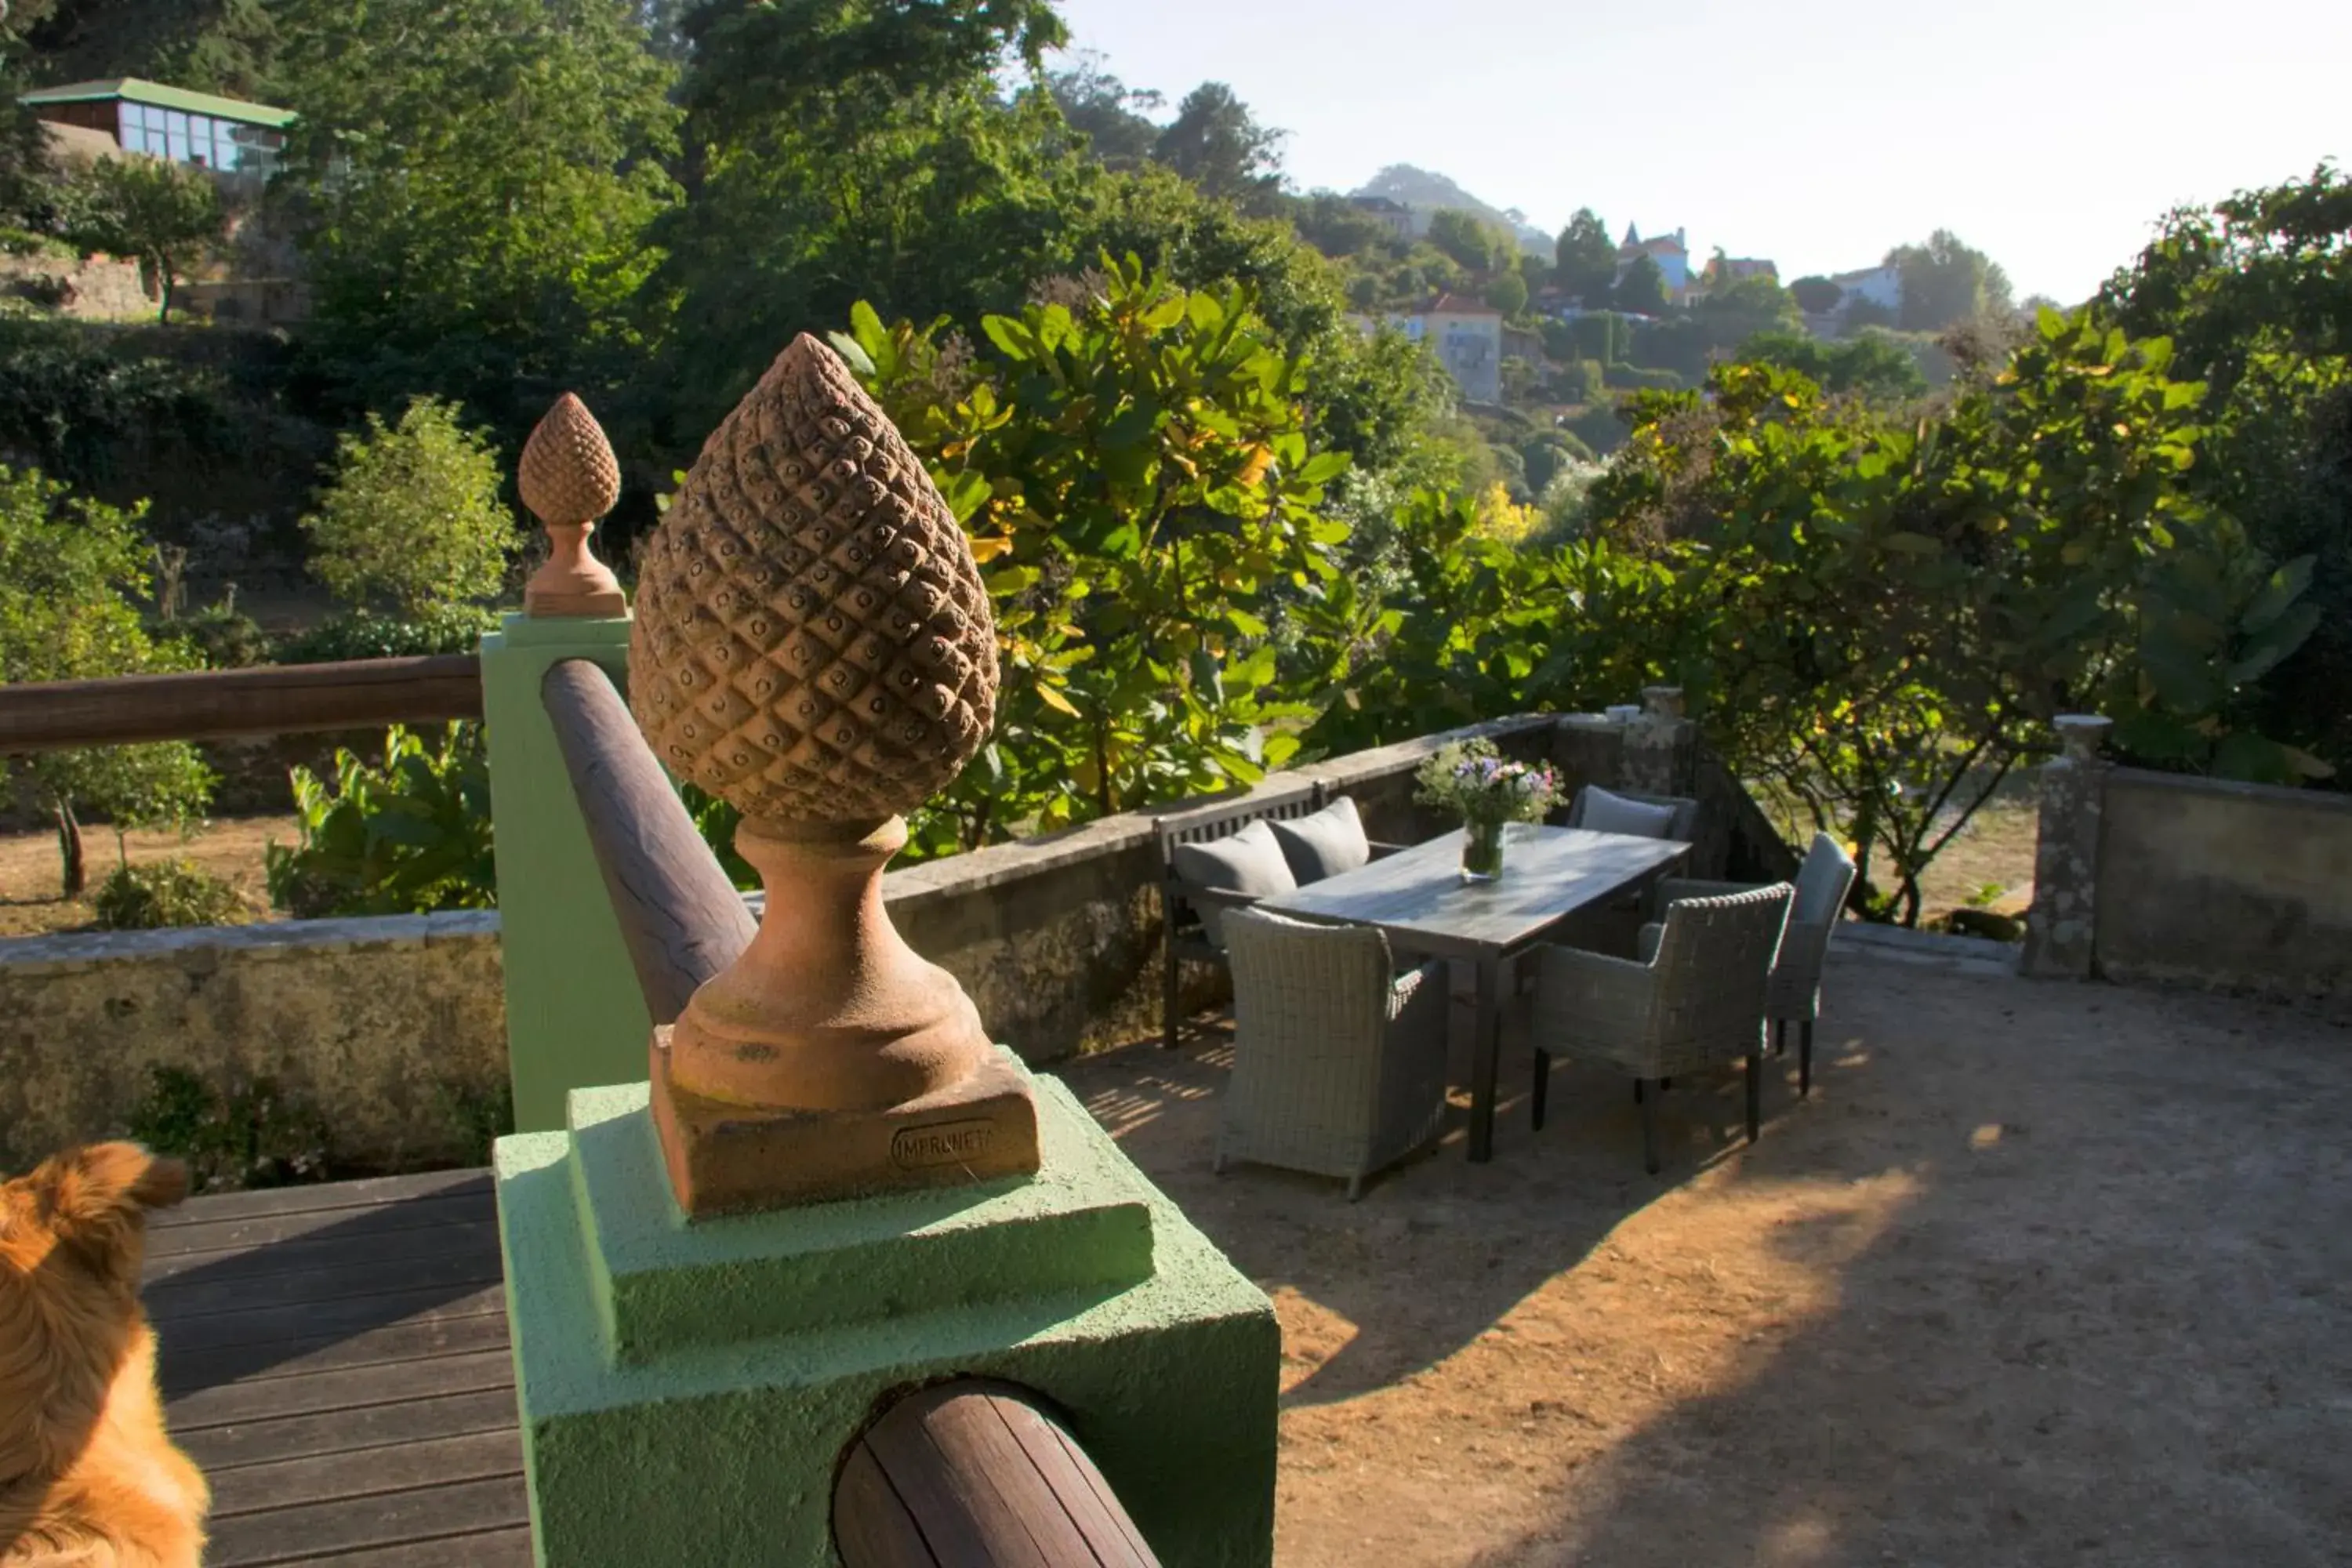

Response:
(135, 940), (2352, 1565)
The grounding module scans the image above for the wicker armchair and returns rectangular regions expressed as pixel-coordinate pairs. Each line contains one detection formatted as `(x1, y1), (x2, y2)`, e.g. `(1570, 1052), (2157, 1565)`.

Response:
(1563, 784), (1701, 840)
(1523, 883), (1794, 1173)
(1648, 833), (1857, 1096)
(1216, 908), (1450, 1200)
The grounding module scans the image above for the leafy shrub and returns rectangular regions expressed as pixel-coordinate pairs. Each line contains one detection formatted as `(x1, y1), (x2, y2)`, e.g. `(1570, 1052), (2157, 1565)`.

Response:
(273, 605), (498, 664)
(0, 319), (246, 489)
(0, 463), (214, 894)
(92, 859), (245, 929)
(126, 1065), (331, 1192)
(176, 604), (273, 669)
(301, 397), (517, 618)
(1552, 358), (1606, 404)
(267, 724), (496, 917)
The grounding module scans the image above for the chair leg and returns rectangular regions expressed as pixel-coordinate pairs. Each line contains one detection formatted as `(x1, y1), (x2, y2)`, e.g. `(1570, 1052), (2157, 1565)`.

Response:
(1346, 1174), (1363, 1203)
(1659, 1076), (1672, 1092)
(1531, 1047), (1552, 1132)
(1800, 1021), (1816, 1098)
(1162, 928), (1180, 1051)
(1633, 1078), (1644, 1104)
(1638, 1079), (1660, 1174)
(1744, 1052), (1761, 1144)
(1774, 1018), (1788, 1058)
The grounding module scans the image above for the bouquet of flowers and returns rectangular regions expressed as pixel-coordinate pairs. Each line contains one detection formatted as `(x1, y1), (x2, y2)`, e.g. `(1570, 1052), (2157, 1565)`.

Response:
(1415, 739), (1563, 825)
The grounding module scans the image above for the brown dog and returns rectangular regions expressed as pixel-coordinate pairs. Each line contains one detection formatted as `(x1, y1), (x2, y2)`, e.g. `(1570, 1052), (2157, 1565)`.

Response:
(1, 1143), (209, 1568)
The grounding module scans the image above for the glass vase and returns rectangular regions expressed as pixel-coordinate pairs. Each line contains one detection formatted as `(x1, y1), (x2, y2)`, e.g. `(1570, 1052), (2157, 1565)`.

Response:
(1461, 818), (1506, 883)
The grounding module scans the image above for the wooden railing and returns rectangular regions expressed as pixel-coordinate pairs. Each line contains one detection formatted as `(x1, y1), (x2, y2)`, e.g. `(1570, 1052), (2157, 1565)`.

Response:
(0, 655), (483, 753)
(834, 1380), (1159, 1567)
(539, 659), (753, 1024)
(538, 660), (1160, 1567)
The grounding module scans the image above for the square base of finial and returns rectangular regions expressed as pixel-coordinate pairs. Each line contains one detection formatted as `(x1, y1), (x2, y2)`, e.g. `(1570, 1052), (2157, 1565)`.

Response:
(648, 1026), (1042, 1216)
(524, 585), (630, 618)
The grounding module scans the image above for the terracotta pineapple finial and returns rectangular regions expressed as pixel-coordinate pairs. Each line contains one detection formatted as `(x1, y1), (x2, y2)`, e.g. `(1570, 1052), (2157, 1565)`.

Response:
(520, 392), (627, 618)
(627, 334), (1031, 1214)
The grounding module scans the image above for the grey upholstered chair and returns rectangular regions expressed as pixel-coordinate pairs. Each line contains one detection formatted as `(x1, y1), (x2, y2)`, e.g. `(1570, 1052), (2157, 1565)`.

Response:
(1215, 908), (1450, 1200)
(1648, 832), (1857, 1096)
(1524, 883), (1794, 1173)
(1563, 783), (1701, 841)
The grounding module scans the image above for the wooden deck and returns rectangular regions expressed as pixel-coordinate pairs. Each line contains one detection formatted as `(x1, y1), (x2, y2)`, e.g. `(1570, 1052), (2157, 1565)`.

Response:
(143, 1169), (530, 1566)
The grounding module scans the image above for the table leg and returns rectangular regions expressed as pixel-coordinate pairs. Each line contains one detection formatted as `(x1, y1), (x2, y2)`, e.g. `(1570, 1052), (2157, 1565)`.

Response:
(1469, 952), (1502, 1163)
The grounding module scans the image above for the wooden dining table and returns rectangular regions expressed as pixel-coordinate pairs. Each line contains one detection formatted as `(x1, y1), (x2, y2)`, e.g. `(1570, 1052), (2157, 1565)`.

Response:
(1256, 823), (1693, 1163)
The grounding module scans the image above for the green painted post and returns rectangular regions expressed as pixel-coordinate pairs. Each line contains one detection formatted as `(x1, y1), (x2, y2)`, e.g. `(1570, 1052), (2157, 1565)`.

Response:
(481, 612), (650, 1133)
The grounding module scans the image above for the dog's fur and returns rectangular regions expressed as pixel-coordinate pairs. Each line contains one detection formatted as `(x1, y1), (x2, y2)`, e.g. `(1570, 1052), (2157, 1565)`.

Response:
(1, 1144), (209, 1568)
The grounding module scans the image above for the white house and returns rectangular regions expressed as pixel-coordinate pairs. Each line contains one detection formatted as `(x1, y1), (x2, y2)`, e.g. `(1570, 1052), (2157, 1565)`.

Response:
(1829, 263), (1902, 318)
(1386, 292), (1504, 403)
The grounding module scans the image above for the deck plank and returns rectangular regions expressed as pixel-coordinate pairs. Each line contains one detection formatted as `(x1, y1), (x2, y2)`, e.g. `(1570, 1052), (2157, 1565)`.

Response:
(176, 1389), (524, 1473)
(140, 1171), (533, 1566)
(205, 1474), (530, 1567)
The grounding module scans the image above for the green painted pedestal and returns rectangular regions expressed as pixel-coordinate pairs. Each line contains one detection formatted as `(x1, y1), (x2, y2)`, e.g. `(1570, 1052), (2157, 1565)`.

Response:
(495, 1055), (1279, 1566)
(480, 612), (647, 1133)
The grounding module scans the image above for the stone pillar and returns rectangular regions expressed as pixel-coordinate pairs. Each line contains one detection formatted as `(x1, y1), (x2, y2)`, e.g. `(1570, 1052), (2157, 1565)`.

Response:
(2022, 714), (2113, 979)
(483, 612), (644, 1133)
(1621, 685), (1697, 797)
(1552, 711), (1625, 797)
(489, 394), (646, 1133)
(495, 335), (1278, 1567)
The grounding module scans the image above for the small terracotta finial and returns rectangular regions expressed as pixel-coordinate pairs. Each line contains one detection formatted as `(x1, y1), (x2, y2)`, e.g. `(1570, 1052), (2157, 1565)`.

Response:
(520, 392), (627, 617)
(628, 334), (1029, 1214)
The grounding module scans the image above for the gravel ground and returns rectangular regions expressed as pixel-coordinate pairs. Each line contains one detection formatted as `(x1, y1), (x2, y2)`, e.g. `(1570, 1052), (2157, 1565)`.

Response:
(1058, 949), (2352, 1568)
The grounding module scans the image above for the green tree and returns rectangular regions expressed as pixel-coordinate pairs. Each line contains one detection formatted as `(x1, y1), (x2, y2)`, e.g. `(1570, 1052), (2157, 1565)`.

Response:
(1151, 81), (1284, 212)
(1291, 191), (1394, 260)
(1047, 51), (1162, 170)
(1428, 208), (1505, 274)
(653, 0), (1073, 437)
(1613, 254), (1669, 315)
(60, 154), (223, 322)
(1887, 228), (2014, 332)
(2098, 162), (2352, 777)
(1486, 269), (1529, 316)
(1788, 274), (1844, 314)
(837, 260), (1356, 852)
(0, 464), (212, 895)
(300, 398), (517, 618)
(272, 0), (681, 426)
(1553, 207), (1617, 306)
(1736, 327), (1927, 401)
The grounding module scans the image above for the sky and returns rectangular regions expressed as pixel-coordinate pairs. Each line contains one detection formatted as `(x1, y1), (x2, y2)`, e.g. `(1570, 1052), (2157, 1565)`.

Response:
(1048, 0), (2350, 304)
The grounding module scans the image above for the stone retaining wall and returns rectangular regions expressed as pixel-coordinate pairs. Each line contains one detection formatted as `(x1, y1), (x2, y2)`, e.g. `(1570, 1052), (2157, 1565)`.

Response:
(2, 712), (1796, 1172)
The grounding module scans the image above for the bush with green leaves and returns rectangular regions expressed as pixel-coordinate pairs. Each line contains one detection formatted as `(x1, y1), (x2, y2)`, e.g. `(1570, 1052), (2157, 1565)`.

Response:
(272, 605), (499, 665)
(57, 154), (223, 324)
(267, 724), (498, 917)
(93, 859), (245, 930)
(837, 258), (1356, 856)
(301, 398), (518, 619)
(126, 1065), (332, 1192)
(0, 463), (213, 895)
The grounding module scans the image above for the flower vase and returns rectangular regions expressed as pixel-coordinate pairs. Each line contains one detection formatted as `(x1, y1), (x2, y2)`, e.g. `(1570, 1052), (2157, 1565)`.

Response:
(1461, 818), (1506, 883)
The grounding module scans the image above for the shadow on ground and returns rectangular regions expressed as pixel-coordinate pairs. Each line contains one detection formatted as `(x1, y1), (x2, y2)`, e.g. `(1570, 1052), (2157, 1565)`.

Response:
(1059, 956), (2352, 1567)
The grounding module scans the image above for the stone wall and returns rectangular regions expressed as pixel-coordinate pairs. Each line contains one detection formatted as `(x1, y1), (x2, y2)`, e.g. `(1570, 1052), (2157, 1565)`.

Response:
(0, 252), (154, 320)
(0, 913), (504, 1176)
(2, 711), (1795, 1171)
(2089, 769), (2352, 1002)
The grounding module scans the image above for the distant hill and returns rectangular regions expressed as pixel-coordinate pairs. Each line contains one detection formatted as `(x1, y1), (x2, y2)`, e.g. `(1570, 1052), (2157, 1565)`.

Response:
(1351, 165), (1553, 256)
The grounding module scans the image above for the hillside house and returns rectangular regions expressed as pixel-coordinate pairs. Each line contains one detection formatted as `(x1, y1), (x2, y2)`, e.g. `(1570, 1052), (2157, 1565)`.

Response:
(1615, 224), (1692, 303)
(20, 78), (294, 180)
(1695, 256), (1780, 297)
(1829, 263), (1903, 319)
(1389, 292), (1504, 402)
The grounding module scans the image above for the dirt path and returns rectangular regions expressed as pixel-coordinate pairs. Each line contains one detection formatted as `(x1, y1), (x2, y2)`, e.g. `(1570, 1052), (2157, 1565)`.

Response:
(1060, 953), (2351, 1566)
(0, 815), (299, 937)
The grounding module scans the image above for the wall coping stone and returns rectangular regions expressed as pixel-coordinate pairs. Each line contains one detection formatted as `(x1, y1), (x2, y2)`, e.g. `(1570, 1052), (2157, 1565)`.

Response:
(0, 909), (501, 976)
(2104, 765), (2352, 817)
(1832, 918), (2021, 976)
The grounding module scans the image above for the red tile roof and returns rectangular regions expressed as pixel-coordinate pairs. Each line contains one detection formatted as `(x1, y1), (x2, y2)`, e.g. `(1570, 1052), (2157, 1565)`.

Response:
(1428, 292), (1503, 317)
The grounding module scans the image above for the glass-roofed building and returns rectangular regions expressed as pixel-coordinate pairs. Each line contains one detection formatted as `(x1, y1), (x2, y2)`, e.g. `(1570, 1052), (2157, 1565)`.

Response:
(18, 77), (295, 178)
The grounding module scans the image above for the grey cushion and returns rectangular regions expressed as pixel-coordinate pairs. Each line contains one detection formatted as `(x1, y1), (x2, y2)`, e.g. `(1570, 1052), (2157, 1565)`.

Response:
(1173, 820), (1298, 946)
(1579, 786), (1680, 839)
(1269, 796), (1371, 885)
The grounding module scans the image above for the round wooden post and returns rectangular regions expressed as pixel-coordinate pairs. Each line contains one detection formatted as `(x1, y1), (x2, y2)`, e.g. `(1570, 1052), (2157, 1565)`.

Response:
(834, 1380), (1160, 1568)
